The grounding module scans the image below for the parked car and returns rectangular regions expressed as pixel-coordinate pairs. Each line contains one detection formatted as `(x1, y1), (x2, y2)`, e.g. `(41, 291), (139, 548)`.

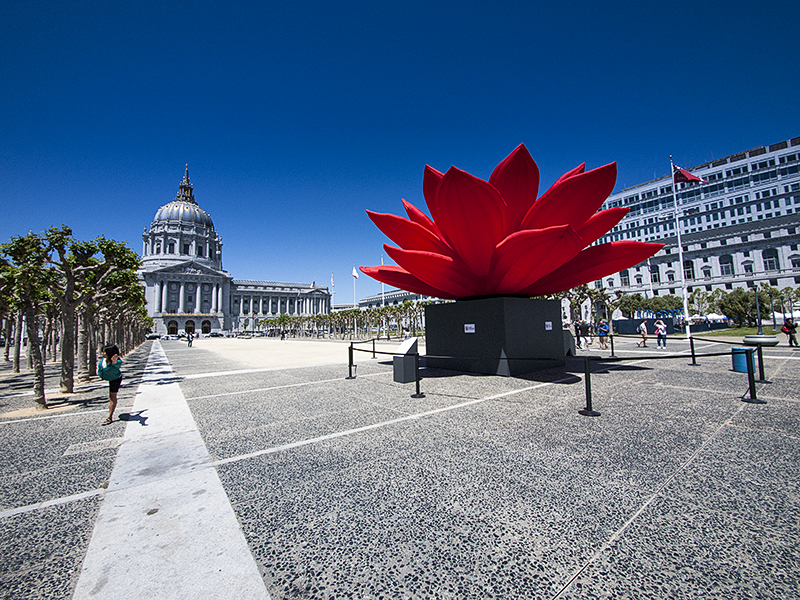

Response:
(146, 333), (160, 340)
(208, 332), (224, 337)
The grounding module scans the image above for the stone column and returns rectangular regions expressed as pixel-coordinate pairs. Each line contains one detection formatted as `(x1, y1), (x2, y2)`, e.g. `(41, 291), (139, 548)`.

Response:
(179, 281), (185, 313)
(155, 281), (162, 312)
(195, 283), (201, 312)
(162, 282), (168, 313)
(211, 283), (218, 313)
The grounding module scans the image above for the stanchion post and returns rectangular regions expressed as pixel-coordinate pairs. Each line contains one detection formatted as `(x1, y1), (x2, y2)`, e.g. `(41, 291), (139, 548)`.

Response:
(411, 352), (425, 398)
(756, 344), (767, 382)
(689, 336), (698, 366)
(742, 348), (764, 404)
(610, 334), (616, 358)
(372, 338), (376, 359)
(579, 355), (600, 416)
(346, 344), (356, 379)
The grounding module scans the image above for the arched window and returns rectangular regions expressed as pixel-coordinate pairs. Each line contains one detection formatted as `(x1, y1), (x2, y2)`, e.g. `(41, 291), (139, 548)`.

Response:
(762, 248), (779, 271)
(167, 320), (178, 335)
(185, 320), (195, 334)
(201, 320), (211, 334)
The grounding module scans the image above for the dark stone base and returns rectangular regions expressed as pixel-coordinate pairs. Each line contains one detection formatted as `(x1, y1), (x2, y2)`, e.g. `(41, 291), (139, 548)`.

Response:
(425, 297), (565, 377)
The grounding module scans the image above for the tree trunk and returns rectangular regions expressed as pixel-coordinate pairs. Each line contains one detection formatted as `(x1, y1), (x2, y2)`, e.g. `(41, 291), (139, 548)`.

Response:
(13, 309), (23, 373)
(77, 307), (90, 383)
(25, 303), (47, 408)
(3, 316), (12, 362)
(88, 311), (97, 377)
(60, 302), (76, 393)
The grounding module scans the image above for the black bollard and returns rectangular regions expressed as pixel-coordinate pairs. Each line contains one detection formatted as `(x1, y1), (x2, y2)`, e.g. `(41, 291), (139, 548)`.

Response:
(372, 338), (376, 359)
(610, 334), (616, 358)
(756, 344), (768, 382)
(411, 352), (425, 398)
(346, 344), (356, 379)
(579, 355), (600, 416)
(742, 348), (764, 404)
(689, 336), (698, 366)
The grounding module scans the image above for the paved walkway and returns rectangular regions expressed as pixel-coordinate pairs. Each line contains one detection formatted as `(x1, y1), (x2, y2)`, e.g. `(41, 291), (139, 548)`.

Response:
(0, 335), (798, 599)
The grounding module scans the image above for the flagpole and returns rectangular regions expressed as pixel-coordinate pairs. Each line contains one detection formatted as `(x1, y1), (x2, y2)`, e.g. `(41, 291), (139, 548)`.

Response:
(381, 254), (385, 308)
(353, 265), (357, 309)
(670, 155), (692, 340)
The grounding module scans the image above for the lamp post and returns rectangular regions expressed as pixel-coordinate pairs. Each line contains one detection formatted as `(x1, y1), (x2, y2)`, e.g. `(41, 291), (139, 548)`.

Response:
(663, 203), (698, 338)
(755, 289), (764, 336)
(769, 291), (776, 331)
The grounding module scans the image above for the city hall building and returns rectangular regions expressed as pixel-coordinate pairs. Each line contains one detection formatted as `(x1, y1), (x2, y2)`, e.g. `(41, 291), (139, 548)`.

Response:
(139, 167), (331, 335)
(591, 136), (800, 296)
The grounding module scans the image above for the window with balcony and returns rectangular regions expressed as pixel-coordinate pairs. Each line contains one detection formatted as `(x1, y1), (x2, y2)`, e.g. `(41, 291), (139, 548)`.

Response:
(684, 261), (695, 280)
(762, 248), (779, 271)
(720, 256), (734, 276)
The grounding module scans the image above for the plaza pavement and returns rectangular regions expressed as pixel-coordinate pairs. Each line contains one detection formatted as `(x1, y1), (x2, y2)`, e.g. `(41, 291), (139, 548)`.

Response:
(0, 334), (798, 599)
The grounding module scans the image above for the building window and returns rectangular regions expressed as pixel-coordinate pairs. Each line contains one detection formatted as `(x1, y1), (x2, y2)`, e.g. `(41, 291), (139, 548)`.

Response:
(183, 244), (190, 254)
(763, 248), (779, 271)
(702, 268), (712, 279)
(743, 263), (754, 274)
(720, 256), (734, 276)
(792, 257), (800, 271)
(197, 245), (204, 257)
(168, 242), (175, 253)
(620, 270), (630, 286)
(684, 260), (695, 280)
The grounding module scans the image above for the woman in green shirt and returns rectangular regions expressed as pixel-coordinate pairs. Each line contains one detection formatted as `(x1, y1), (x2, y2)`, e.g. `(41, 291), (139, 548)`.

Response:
(98, 344), (122, 425)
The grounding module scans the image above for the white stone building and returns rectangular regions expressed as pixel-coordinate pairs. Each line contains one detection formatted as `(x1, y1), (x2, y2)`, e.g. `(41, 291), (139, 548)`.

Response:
(139, 166), (331, 335)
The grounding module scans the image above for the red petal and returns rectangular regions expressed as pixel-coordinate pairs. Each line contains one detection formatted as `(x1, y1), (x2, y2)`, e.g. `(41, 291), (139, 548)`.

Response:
(489, 143), (539, 233)
(402, 199), (440, 237)
(366, 210), (451, 255)
(521, 162), (617, 231)
(523, 241), (663, 296)
(553, 163), (586, 185)
(488, 225), (583, 294)
(423, 165), (444, 222)
(359, 265), (456, 299)
(575, 207), (629, 246)
(434, 167), (507, 276)
(384, 245), (476, 298)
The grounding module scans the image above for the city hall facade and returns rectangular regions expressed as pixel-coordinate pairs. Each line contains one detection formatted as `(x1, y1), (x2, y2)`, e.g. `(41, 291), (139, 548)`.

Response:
(139, 167), (331, 335)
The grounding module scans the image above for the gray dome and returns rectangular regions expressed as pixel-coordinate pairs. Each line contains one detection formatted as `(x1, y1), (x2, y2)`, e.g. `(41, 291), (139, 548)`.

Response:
(151, 165), (215, 229)
(153, 200), (214, 228)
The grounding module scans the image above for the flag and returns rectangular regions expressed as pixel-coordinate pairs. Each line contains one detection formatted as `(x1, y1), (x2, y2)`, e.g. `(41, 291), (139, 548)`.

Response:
(331, 273), (334, 289)
(352, 266), (359, 279)
(673, 165), (708, 184)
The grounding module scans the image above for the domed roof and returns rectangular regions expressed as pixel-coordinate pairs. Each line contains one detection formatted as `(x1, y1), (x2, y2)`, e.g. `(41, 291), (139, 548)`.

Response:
(152, 165), (215, 229)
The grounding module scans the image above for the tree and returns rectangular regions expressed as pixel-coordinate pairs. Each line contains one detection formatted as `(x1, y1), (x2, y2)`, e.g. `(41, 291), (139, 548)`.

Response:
(617, 293), (645, 318)
(1, 233), (50, 408)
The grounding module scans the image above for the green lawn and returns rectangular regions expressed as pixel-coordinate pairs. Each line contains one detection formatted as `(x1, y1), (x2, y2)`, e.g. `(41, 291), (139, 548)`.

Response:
(694, 327), (783, 337)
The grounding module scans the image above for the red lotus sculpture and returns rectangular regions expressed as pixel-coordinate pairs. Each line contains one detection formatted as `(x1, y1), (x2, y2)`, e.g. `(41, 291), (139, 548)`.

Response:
(361, 144), (662, 299)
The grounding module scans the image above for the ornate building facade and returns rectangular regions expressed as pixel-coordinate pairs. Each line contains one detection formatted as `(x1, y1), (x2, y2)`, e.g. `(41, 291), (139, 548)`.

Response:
(139, 166), (331, 335)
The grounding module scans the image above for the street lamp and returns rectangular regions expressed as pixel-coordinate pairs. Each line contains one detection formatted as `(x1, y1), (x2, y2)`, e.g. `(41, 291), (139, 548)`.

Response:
(662, 204), (699, 338)
(769, 291), (776, 331)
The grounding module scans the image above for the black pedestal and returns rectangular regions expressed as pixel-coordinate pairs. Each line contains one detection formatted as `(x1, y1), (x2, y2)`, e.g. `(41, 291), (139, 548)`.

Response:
(425, 297), (565, 377)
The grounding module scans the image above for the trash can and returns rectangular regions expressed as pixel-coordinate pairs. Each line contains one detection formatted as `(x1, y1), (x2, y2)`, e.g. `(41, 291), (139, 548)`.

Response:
(731, 347), (755, 373)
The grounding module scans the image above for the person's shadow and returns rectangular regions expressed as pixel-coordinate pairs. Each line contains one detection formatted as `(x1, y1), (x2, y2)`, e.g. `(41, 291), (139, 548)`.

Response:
(118, 410), (148, 426)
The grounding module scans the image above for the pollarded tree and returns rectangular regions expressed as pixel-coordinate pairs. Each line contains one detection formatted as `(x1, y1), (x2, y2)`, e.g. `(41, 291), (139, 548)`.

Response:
(0, 233), (50, 408)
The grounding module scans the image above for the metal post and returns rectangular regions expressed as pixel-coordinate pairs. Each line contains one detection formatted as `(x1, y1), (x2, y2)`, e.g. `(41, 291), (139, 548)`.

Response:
(756, 344), (767, 382)
(610, 334), (616, 358)
(689, 336), (698, 366)
(372, 338), (376, 359)
(346, 344), (356, 379)
(742, 348), (764, 404)
(755, 289), (764, 336)
(579, 355), (600, 416)
(411, 352), (425, 398)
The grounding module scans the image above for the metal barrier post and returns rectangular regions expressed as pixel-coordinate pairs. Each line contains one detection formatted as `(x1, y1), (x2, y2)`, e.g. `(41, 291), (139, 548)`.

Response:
(346, 344), (356, 379)
(372, 338), (376, 359)
(610, 334), (616, 358)
(756, 344), (767, 382)
(742, 348), (764, 404)
(411, 352), (425, 398)
(579, 355), (600, 416)
(689, 337), (698, 366)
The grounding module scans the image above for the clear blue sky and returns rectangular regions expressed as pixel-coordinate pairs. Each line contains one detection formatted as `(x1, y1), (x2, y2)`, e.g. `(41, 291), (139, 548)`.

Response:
(2, 0), (798, 302)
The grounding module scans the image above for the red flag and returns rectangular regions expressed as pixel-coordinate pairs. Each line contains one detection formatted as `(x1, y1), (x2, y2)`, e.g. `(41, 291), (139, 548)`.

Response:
(673, 165), (707, 184)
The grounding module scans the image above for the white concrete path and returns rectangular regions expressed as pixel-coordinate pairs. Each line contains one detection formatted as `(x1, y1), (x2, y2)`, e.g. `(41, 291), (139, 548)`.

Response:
(73, 341), (270, 600)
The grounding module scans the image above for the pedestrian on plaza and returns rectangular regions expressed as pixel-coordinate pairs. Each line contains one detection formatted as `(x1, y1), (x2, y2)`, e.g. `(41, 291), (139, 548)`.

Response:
(597, 319), (609, 350)
(579, 320), (591, 348)
(782, 318), (798, 347)
(655, 319), (667, 349)
(573, 319), (582, 349)
(98, 344), (122, 426)
(636, 320), (649, 348)
(187, 332), (193, 347)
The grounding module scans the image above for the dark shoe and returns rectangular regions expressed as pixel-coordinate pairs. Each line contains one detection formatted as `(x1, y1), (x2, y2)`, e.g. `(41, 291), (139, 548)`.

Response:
(102, 417), (113, 426)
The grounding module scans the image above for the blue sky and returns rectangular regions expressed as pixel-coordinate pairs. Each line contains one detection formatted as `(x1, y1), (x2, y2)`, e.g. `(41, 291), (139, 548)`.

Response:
(2, 0), (798, 302)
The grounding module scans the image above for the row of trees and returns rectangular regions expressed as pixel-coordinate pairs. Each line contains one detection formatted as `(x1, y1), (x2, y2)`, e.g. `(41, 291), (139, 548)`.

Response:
(256, 300), (429, 340)
(1, 226), (152, 408)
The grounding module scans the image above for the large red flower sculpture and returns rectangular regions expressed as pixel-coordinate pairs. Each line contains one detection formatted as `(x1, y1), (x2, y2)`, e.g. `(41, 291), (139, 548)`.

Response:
(361, 144), (662, 299)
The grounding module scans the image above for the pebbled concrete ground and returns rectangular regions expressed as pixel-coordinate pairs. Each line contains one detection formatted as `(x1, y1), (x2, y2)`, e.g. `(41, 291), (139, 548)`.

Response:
(0, 335), (798, 599)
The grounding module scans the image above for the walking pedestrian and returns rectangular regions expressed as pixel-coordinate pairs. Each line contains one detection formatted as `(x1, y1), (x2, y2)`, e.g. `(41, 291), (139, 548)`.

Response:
(579, 320), (591, 348)
(636, 320), (649, 348)
(573, 319), (582, 349)
(655, 319), (667, 349)
(782, 318), (798, 347)
(597, 319), (609, 350)
(187, 332), (193, 347)
(98, 344), (122, 426)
